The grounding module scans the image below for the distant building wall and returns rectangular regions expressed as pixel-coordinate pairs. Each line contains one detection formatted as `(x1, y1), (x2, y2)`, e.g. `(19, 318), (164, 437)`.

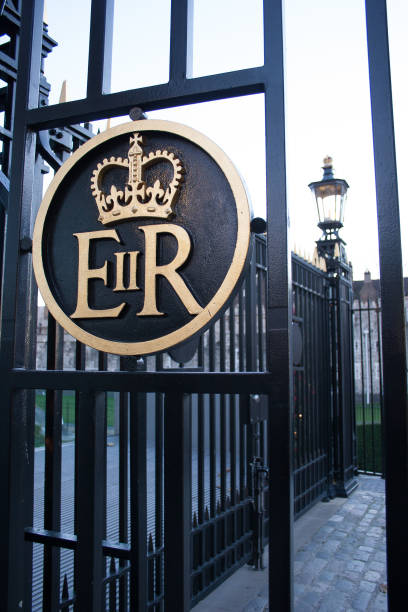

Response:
(352, 270), (408, 404)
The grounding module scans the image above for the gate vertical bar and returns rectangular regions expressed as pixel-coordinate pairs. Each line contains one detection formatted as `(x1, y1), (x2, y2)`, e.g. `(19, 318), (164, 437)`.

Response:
(197, 391), (205, 524)
(74, 341), (85, 544)
(129, 386), (147, 611)
(0, 0), (44, 608)
(43, 316), (63, 611)
(164, 392), (191, 611)
(220, 317), (227, 511)
(154, 355), (164, 605)
(209, 326), (217, 518)
(87, 0), (114, 97)
(263, 1), (294, 610)
(75, 390), (105, 611)
(365, 1), (408, 609)
(169, 0), (193, 82)
(119, 359), (129, 610)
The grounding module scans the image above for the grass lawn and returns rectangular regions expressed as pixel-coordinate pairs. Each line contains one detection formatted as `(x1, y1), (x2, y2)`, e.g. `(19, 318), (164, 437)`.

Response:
(356, 423), (383, 474)
(355, 402), (381, 425)
(355, 403), (382, 473)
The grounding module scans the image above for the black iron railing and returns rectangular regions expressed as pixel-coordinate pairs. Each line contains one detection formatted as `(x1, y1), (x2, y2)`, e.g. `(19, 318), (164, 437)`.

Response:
(352, 296), (384, 476)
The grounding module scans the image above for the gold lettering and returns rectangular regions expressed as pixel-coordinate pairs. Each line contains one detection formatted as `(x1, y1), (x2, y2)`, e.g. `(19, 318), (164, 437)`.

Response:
(138, 224), (203, 317)
(71, 230), (126, 319)
(114, 251), (140, 291)
(128, 251), (140, 290)
(113, 252), (126, 291)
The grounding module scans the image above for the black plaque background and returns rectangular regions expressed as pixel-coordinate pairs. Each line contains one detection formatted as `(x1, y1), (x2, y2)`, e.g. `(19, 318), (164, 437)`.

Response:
(41, 130), (240, 344)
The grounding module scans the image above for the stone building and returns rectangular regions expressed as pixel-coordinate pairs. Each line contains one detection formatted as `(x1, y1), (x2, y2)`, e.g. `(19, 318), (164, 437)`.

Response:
(352, 271), (408, 404)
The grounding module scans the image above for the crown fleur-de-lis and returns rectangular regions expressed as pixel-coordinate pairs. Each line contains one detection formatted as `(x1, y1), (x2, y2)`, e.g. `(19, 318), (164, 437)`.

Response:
(90, 132), (184, 225)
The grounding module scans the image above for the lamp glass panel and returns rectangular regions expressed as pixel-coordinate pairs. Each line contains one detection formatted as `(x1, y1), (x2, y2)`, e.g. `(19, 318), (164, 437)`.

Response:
(316, 189), (346, 223)
(339, 192), (347, 224)
(321, 194), (337, 222)
(311, 179), (348, 225)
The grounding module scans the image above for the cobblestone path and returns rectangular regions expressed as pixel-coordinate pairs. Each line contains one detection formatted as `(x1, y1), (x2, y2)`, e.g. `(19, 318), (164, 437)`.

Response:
(290, 476), (386, 611)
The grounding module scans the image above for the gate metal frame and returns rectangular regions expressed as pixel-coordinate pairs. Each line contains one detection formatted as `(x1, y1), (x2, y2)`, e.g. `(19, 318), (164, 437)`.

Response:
(1, 1), (406, 610)
(0, 1), (293, 610)
(365, 3), (408, 608)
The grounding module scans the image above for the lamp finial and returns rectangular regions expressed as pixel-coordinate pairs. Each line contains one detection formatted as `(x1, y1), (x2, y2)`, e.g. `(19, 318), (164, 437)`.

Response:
(322, 156), (334, 180)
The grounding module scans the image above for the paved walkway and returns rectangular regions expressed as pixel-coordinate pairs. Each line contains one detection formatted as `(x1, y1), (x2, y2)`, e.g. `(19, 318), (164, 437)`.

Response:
(194, 475), (387, 611)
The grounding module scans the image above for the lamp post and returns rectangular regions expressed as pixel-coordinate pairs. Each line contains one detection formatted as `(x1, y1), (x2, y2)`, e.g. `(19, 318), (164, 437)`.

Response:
(309, 156), (349, 272)
(309, 157), (358, 498)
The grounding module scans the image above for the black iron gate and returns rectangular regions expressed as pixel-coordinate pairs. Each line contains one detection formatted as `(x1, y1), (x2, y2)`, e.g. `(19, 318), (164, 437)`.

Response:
(292, 254), (331, 515)
(1, 1), (406, 611)
(0, 1), (293, 610)
(28, 237), (334, 610)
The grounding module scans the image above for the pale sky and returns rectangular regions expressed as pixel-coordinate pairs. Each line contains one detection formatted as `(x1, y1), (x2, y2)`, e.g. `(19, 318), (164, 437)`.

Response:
(43, 0), (408, 280)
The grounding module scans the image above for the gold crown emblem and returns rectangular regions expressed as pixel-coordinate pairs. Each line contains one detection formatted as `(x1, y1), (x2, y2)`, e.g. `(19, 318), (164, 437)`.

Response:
(91, 132), (184, 225)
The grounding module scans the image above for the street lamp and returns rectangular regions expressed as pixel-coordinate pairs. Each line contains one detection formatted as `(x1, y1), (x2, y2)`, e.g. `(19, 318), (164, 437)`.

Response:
(308, 156), (349, 271)
(308, 157), (357, 497)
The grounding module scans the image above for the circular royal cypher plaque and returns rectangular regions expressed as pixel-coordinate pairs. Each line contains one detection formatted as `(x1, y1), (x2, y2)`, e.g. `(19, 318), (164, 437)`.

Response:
(33, 120), (251, 355)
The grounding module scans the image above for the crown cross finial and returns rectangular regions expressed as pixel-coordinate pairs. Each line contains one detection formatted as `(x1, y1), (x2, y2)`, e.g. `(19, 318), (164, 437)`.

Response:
(129, 133), (143, 152)
(91, 132), (184, 225)
(128, 134), (143, 184)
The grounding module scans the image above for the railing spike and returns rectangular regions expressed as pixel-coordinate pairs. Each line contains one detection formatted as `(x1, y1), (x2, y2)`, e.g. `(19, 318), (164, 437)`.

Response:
(148, 532), (154, 552)
(334, 242), (340, 258)
(192, 511), (198, 528)
(59, 80), (67, 104)
(61, 573), (69, 600)
(43, 0), (48, 25)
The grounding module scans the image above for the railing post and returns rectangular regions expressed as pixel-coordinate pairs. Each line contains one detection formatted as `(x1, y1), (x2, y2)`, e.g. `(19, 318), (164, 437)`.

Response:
(331, 274), (359, 497)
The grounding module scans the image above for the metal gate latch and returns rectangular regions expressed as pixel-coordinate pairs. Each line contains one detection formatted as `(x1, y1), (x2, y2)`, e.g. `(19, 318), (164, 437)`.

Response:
(249, 456), (269, 570)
